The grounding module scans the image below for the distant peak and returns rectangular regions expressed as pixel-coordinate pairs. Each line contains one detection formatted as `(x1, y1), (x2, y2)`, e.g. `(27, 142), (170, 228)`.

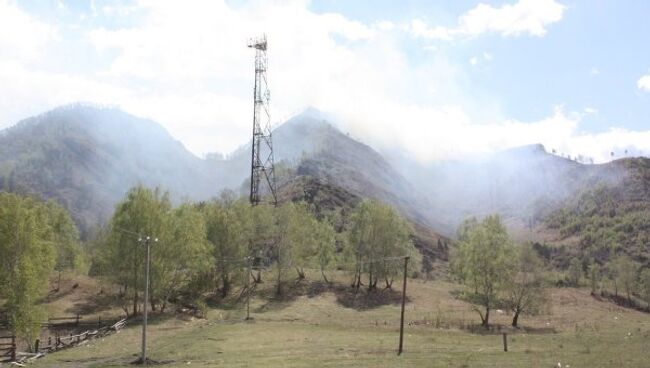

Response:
(299, 106), (326, 119)
(281, 108), (335, 130)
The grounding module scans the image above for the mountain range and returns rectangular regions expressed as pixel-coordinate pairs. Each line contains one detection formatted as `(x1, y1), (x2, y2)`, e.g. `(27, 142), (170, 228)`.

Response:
(1, 103), (647, 265)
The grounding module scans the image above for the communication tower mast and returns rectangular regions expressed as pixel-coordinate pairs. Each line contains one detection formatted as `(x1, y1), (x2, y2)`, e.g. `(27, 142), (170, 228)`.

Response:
(247, 34), (277, 205)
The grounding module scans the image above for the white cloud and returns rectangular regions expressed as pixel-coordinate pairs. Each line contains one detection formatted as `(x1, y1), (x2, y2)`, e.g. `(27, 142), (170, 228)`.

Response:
(0, 0), (648, 165)
(589, 66), (600, 75)
(469, 52), (493, 66)
(410, 0), (565, 40)
(638, 74), (650, 92)
(0, 1), (58, 61)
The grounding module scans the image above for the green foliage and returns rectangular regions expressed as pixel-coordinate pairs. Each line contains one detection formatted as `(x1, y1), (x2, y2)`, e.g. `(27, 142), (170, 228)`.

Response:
(504, 243), (549, 327)
(587, 259), (601, 294)
(203, 197), (251, 296)
(545, 159), (650, 267)
(99, 186), (213, 315)
(155, 203), (212, 309)
(0, 193), (79, 348)
(451, 215), (517, 327)
(347, 199), (415, 291)
(639, 268), (650, 308)
(610, 255), (640, 304)
(567, 257), (583, 287)
(45, 201), (87, 275)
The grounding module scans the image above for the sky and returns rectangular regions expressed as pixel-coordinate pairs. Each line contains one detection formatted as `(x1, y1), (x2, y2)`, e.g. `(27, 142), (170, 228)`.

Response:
(1, 0), (649, 163)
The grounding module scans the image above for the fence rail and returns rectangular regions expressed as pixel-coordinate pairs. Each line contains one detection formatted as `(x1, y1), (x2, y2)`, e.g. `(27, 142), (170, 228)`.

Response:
(0, 318), (126, 363)
(0, 314), (121, 330)
(0, 335), (16, 363)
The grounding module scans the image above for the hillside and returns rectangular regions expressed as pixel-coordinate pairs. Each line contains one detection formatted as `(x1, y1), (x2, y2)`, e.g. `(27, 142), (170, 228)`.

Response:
(395, 144), (629, 234)
(276, 175), (451, 272)
(213, 111), (441, 231)
(1, 103), (647, 266)
(28, 271), (650, 368)
(0, 105), (441, 240)
(0, 104), (216, 235)
(542, 157), (650, 266)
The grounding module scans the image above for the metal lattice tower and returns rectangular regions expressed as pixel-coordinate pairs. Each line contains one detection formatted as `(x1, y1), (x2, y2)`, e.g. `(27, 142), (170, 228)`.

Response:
(247, 34), (277, 206)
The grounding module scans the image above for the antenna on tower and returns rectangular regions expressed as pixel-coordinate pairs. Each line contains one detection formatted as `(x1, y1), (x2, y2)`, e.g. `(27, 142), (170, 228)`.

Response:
(247, 34), (277, 206)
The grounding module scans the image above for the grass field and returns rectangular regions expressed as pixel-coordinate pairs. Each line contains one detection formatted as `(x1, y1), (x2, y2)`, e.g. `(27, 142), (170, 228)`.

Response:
(27, 271), (650, 368)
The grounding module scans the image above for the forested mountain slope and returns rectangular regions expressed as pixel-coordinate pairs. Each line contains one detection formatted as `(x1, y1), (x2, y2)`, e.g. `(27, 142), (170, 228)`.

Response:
(542, 157), (650, 266)
(0, 104), (216, 235)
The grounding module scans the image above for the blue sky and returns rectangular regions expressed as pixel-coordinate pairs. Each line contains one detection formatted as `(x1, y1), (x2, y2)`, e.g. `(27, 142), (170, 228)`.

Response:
(1, 0), (649, 162)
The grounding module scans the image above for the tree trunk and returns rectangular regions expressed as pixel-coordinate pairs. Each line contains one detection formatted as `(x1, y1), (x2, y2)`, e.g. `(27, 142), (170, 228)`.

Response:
(133, 289), (139, 316)
(276, 262), (283, 296)
(482, 306), (490, 327)
(222, 274), (230, 298)
(384, 277), (393, 289)
(511, 309), (520, 327)
(296, 267), (305, 280)
(321, 269), (330, 284)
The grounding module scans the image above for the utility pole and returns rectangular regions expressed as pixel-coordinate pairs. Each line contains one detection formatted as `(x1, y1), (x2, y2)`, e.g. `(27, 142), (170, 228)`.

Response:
(138, 235), (157, 365)
(246, 256), (252, 320)
(247, 34), (277, 206)
(398, 256), (409, 356)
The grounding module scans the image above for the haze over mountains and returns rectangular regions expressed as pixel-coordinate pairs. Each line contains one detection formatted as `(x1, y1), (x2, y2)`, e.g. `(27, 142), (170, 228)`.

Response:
(0, 103), (646, 246)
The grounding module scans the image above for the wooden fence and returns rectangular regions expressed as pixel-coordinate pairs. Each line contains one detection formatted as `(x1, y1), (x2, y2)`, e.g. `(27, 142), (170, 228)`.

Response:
(0, 314), (119, 330)
(0, 318), (126, 364)
(0, 335), (16, 363)
(36, 318), (127, 353)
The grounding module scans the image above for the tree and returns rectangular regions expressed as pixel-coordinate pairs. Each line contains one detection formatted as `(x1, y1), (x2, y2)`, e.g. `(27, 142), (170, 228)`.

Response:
(0, 194), (58, 350)
(44, 201), (84, 291)
(152, 204), (212, 311)
(568, 257), (582, 287)
(204, 198), (250, 297)
(273, 203), (297, 295)
(639, 268), (650, 309)
(587, 259), (601, 294)
(451, 215), (516, 328)
(505, 244), (549, 327)
(347, 199), (414, 292)
(103, 186), (213, 315)
(104, 186), (170, 316)
(315, 220), (336, 284)
(611, 255), (640, 305)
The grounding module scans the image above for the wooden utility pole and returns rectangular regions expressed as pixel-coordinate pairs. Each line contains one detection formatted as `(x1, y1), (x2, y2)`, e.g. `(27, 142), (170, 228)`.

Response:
(246, 257), (252, 320)
(139, 236), (157, 365)
(398, 256), (409, 356)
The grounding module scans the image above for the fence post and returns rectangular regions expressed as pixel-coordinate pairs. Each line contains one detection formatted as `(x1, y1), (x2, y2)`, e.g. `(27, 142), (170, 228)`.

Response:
(76, 314), (80, 326)
(98, 316), (102, 329)
(398, 256), (409, 356)
(502, 333), (508, 352)
(11, 335), (16, 362)
(35, 339), (40, 353)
